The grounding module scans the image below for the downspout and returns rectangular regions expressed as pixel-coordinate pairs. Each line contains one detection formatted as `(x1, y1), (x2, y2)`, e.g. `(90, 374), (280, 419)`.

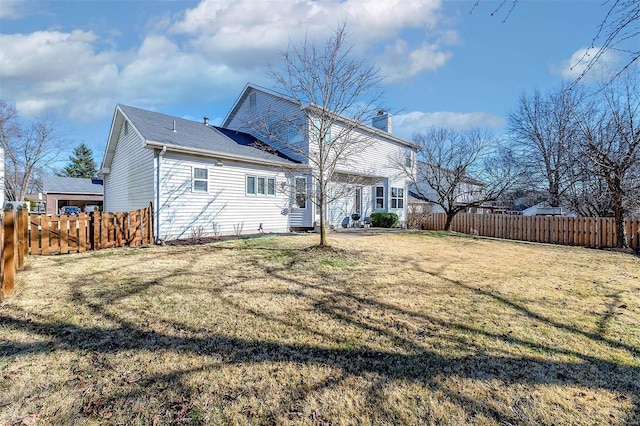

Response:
(156, 145), (167, 243)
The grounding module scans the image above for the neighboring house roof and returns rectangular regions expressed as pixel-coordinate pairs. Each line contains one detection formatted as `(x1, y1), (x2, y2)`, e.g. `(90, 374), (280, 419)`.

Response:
(43, 176), (104, 195)
(102, 105), (298, 171)
(222, 83), (419, 149)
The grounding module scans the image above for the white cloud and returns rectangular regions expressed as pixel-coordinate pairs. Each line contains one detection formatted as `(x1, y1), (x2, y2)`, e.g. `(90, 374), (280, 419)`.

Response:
(378, 39), (451, 82)
(394, 110), (505, 138)
(170, 0), (450, 70)
(0, 0), (453, 122)
(0, 0), (27, 19)
(0, 30), (249, 121)
(552, 46), (619, 81)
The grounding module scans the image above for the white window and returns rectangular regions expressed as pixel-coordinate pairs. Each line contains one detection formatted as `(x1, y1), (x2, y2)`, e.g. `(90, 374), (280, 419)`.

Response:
(247, 175), (277, 196)
(295, 177), (307, 208)
(268, 178), (276, 195)
(405, 147), (413, 168)
(375, 186), (385, 209)
(312, 118), (331, 143)
(246, 176), (256, 194)
(193, 167), (208, 192)
(249, 92), (257, 108)
(391, 187), (404, 209)
(124, 120), (129, 136)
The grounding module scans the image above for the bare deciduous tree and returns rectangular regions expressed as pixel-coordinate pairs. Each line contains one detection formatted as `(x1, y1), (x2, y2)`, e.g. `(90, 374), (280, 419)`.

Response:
(407, 127), (515, 231)
(0, 100), (64, 201)
(577, 0), (640, 84)
(250, 24), (383, 246)
(576, 72), (640, 247)
(508, 86), (582, 207)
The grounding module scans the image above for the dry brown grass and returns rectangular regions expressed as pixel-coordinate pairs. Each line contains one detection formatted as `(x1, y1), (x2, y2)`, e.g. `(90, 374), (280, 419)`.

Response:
(1, 231), (639, 425)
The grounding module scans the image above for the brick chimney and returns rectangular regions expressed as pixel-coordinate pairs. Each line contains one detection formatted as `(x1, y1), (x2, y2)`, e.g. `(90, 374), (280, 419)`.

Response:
(371, 110), (392, 134)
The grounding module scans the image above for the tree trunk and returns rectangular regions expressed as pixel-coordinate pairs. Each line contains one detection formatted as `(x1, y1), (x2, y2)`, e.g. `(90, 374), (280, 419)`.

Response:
(319, 192), (328, 247)
(319, 214), (327, 246)
(444, 212), (455, 231)
(609, 175), (627, 248)
(613, 193), (627, 248)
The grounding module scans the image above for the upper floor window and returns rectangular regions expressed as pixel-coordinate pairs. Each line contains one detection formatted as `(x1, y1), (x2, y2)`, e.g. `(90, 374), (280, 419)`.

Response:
(391, 187), (404, 209)
(312, 118), (331, 143)
(124, 120), (129, 136)
(249, 92), (257, 108)
(405, 147), (413, 168)
(193, 167), (208, 192)
(375, 186), (385, 209)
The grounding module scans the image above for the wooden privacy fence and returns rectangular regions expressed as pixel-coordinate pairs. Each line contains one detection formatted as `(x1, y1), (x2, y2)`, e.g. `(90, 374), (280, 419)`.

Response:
(1, 203), (154, 302)
(29, 204), (154, 255)
(418, 213), (640, 251)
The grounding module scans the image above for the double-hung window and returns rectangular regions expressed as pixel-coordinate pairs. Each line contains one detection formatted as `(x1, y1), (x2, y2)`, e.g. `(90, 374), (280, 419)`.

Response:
(193, 167), (208, 192)
(391, 187), (404, 209)
(257, 177), (266, 195)
(375, 186), (385, 209)
(405, 147), (413, 168)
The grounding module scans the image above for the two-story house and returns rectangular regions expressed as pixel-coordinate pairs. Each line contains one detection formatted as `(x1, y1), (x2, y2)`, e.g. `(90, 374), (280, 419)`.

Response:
(100, 83), (416, 241)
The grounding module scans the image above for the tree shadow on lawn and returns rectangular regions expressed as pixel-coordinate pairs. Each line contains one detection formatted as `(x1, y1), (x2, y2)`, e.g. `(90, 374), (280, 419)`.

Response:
(1, 248), (639, 424)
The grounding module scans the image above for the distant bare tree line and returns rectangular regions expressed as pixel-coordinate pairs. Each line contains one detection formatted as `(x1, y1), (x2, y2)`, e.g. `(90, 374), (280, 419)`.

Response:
(508, 71), (639, 247)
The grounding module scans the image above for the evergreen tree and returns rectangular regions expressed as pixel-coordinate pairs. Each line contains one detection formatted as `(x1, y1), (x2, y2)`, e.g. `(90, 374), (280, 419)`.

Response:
(63, 143), (97, 178)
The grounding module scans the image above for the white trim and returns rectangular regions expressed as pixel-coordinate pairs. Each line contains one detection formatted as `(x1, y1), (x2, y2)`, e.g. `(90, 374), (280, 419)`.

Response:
(192, 166), (209, 193)
(245, 174), (277, 197)
(390, 186), (404, 209)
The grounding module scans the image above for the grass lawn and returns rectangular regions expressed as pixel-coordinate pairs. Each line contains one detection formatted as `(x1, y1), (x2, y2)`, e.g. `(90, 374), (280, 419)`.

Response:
(1, 231), (639, 425)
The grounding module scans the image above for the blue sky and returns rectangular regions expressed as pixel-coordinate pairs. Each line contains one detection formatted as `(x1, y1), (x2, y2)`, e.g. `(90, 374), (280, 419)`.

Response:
(0, 0), (621, 168)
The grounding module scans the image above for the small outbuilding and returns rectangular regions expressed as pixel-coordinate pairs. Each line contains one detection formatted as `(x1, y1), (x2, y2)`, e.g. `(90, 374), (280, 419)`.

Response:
(39, 176), (104, 214)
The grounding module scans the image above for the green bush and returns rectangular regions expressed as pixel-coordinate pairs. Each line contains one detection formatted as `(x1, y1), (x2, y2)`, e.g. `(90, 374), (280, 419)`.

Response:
(370, 212), (399, 228)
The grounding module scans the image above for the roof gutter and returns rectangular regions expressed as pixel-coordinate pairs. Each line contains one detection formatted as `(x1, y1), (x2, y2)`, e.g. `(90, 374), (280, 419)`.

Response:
(145, 140), (304, 169)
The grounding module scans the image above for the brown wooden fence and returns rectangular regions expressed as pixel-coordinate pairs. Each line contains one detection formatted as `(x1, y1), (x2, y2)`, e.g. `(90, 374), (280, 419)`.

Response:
(1, 203), (154, 302)
(417, 213), (640, 250)
(29, 205), (153, 255)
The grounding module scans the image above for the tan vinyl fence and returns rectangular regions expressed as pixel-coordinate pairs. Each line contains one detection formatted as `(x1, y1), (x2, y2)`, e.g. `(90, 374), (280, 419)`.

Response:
(1, 203), (154, 302)
(418, 213), (640, 251)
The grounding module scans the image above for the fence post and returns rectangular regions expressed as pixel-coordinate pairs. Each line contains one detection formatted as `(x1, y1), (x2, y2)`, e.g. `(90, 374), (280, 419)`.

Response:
(2, 206), (16, 298)
(16, 205), (25, 270)
(148, 202), (154, 245)
(21, 205), (29, 260)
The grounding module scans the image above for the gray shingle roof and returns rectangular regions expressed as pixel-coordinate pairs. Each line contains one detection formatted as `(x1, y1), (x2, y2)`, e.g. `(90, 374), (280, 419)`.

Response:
(43, 176), (104, 194)
(118, 105), (296, 165)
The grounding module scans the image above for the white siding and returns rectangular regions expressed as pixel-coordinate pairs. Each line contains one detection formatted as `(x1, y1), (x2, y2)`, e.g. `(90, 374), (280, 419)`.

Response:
(104, 120), (154, 212)
(312, 121), (411, 226)
(226, 88), (413, 227)
(157, 152), (290, 240)
(225, 89), (308, 163)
